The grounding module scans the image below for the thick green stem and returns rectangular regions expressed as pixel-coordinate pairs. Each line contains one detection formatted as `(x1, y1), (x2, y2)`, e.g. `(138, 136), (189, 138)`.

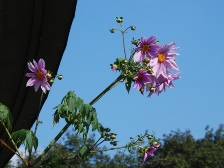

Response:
(89, 75), (123, 105)
(34, 75), (123, 166)
(33, 123), (70, 166)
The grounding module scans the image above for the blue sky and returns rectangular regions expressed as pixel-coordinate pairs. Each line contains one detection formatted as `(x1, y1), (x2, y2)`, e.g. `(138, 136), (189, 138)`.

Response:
(32, 0), (224, 154)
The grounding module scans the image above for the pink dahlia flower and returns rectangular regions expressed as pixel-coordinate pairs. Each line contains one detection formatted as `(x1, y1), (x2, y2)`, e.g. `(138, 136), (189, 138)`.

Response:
(25, 58), (51, 93)
(150, 42), (179, 78)
(142, 144), (160, 164)
(134, 36), (160, 62)
(147, 72), (180, 97)
(133, 70), (152, 91)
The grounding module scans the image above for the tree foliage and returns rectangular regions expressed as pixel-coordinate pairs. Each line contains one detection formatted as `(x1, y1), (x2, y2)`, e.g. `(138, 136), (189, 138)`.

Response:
(10, 125), (224, 168)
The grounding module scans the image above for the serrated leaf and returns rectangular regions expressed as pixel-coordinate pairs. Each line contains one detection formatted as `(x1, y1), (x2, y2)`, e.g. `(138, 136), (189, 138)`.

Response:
(0, 103), (13, 131)
(25, 131), (38, 153)
(11, 129), (30, 144)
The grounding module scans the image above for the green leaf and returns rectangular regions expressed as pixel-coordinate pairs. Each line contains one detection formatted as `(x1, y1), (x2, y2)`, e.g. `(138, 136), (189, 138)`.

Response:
(25, 131), (38, 152)
(11, 129), (30, 144)
(97, 123), (105, 137)
(91, 109), (98, 131)
(78, 124), (84, 133)
(79, 145), (89, 159)
(0, 103), (13, 131)
(125, 77), (132, 93)
(11, 130), (38, 152)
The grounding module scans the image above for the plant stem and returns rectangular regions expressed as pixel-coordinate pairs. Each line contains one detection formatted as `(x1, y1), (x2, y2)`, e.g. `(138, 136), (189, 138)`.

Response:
(34, 92), (44, 136)
(34, 74), (123, 166)
(89, 137), (102, 151)
(90, 145), (127, 153)
(0, 138), (28, 166)
(33, 123), (70, 166)
(89, 75), (123, 105)
(1, 123), (28, 166)
(122, 31), (127, 59)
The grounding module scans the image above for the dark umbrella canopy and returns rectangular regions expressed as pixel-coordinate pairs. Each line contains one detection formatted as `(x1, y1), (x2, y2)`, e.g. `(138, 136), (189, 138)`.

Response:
(0, 0), (77, 167)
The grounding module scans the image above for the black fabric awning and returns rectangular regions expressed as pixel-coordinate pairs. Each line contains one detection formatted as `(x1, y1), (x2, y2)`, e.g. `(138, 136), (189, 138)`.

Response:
(0, 0), (77, 167)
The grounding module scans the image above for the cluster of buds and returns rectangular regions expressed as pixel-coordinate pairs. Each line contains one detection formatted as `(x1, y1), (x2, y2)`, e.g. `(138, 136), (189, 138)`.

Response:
(101, 128), (118, 146)
(110, 57), (154, 93)
(109, 17), (136, 34)
(126, 133), (159, 164)
(47, 72), (63, 84)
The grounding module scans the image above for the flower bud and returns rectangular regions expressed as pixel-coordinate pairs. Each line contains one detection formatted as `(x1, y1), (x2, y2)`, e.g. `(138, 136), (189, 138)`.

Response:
(131, 38), (140, 46)
(131, 26), (136, 30)
(138, 137), (143, 141)
(111, 64), (118, 71)
(147, 135), (154, 140)
(49, 79), (54, 84)
(110, 28), (116, 33)
(140, 87), (144, 94)
(116, 17), (123, 23)
(105, 128), (111, 132)
(57, 75), (63, 80)
(143, 57), (150, 64)
(147, 69), (153, 74)
(110, 134), (116, 139)
(152, 141), (158, 146)
(138, 147), (144, 153)
(46, 72), (52, 79)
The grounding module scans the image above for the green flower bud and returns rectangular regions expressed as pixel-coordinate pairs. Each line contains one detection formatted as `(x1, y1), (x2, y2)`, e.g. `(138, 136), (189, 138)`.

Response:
(57, 75), (63, 80)
(138, 137), (143, 141)
(46, 71), (52, 78)
(49, 79), (54, 84)
(147, 135), (154, 140)
(105, 128), (111, 132)
(147, 69), (153, 74)
(131, 38), (140, 46)
(152, 141), (158, 146)
(131, 26), (136, 30)
(140, 87), (144, 94)
(116, 17), (123, 23)
(110, 28), (116, 33)
(144, 57), (150, 64)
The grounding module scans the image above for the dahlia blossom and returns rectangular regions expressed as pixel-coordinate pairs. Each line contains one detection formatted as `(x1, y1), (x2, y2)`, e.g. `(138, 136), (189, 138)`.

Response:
(25, 58), (51, 93)
(134, 36), (160, 62)
(133, 70), (152, 91)
(147, 72), (180, 97)
(142, 144), (160, 164)
(150, 42), (179, 78)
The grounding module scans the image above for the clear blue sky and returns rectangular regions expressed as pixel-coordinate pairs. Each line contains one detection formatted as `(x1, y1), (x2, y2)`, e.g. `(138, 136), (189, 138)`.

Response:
(34, 0), (224, 153)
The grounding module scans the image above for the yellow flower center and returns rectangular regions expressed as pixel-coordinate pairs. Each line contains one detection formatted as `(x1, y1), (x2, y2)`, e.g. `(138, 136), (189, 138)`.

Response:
(36, 71), (44, 80)
(158, 53), (166, 63)
(141, 45), (150, 52)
